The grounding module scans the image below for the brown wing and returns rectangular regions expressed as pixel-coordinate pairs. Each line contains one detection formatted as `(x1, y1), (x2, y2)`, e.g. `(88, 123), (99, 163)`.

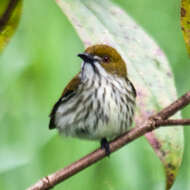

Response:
(49, 74), (81, 129)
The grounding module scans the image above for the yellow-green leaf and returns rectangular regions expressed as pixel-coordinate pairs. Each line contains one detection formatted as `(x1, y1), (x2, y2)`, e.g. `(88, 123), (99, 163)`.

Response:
(180, 0), (190, 55)
(0, 0), (22, 52)
(55, 0), (184, 189)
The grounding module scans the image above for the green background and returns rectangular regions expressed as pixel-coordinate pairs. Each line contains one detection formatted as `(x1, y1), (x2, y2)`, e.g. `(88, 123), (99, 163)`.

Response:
(0, 0), (190, 189)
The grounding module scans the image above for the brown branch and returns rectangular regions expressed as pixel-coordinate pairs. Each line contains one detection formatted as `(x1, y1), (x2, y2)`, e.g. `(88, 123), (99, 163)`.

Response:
(0, 0), (20, 32)
(156, 91), (190, 119)
(27, 91), (190, 190)
(156, 119), (190, 126)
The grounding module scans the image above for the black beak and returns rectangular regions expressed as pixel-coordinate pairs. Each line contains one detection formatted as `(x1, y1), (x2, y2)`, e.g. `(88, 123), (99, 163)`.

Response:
(78, 53), (94, 64)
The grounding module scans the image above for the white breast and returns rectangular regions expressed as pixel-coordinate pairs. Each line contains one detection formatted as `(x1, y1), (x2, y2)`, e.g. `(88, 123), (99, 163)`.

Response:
(55, 63), (135, 140)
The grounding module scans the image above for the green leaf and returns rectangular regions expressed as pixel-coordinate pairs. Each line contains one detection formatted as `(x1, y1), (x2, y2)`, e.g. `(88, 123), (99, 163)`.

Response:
(180, 0), (190, 56)
(55, 0), (184, 189)
(0, 0), (22, 52)
(0, 148), (29, 174)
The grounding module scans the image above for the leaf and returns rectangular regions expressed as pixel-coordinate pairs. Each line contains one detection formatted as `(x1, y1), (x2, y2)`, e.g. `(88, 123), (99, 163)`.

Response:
(0, 0), (22, 52)
(0, 148), (29, 174)
(180, 0), (190, 56)
(55, 0), (184, 189)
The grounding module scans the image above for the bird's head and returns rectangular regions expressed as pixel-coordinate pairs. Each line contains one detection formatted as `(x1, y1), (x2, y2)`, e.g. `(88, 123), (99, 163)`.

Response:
(78, 44), (127, 80)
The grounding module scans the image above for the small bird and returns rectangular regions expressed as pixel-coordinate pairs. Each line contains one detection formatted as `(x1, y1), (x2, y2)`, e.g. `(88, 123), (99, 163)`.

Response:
(49, 44), (136, 155)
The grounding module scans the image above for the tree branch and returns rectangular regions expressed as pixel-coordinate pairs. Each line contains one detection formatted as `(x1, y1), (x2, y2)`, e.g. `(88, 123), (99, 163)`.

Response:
(156, 91), (190, 119)
(27, 91), (190, 190)
(156, 119), (190, 126)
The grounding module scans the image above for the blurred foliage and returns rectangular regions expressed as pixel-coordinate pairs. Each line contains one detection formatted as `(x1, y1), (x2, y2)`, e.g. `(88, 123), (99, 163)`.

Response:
(0, 0), (22, 52)
(0, 0), (189, 190)
(180, 0), (190, 56)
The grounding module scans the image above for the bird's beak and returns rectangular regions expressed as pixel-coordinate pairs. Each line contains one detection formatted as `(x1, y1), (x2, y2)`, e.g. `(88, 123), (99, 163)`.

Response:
(78, 53), (94, 64)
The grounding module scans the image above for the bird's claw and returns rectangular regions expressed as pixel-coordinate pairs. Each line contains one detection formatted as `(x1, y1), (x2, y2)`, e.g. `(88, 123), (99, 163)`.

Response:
(100, 138), (110, 156)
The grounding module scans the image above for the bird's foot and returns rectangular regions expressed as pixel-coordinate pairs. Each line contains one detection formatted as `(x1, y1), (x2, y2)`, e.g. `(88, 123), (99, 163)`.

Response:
(100, 138), (110, 156)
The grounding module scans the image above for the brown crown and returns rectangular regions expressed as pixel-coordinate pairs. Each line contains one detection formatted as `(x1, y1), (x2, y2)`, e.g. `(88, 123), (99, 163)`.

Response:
(85, 44), (127, 78)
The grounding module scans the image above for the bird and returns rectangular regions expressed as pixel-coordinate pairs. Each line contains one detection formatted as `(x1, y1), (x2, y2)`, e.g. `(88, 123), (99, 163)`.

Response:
(49, 44), (136, 155)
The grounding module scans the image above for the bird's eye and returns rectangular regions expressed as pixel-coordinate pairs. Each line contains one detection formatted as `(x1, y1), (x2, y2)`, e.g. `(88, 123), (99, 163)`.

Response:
(103, 56), (110, 63)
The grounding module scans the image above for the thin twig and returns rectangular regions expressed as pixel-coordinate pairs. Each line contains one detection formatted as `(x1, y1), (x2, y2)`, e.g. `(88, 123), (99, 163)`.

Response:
(27, 91), (190, 190)
(156, 91), (190, 119)
(156, 119), (190, 126)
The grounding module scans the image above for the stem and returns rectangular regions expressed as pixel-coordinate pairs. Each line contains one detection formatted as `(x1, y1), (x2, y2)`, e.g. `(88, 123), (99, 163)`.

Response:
(27, 91), (190, 190)
(157, 119), (190, 126)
